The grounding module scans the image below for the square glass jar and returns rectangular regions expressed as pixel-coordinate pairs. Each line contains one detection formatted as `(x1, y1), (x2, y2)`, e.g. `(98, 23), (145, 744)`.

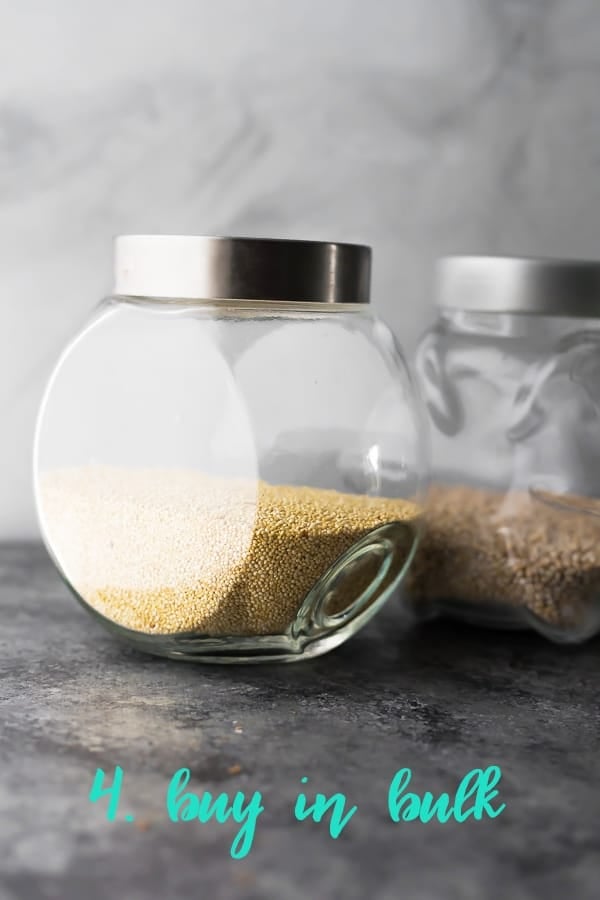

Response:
(410, 255), (600, 643)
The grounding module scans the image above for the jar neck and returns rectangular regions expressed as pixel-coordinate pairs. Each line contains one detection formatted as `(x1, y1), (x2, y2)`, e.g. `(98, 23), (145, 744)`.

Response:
(438, 307), (573, 340)
(112, 294), (370, 316)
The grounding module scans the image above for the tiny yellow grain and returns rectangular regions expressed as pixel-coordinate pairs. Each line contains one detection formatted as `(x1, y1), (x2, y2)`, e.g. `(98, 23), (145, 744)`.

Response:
(409, 483), (600, 628)
(39, 465), (419, 636)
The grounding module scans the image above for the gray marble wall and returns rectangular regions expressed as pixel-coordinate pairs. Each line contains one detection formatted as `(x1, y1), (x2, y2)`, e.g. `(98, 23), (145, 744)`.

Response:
(3, 0), (600, 537)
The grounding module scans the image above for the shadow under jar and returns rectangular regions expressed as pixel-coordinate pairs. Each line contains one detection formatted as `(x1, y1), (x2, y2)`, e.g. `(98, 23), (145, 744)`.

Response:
(34, 235), (424, 663)
(410, 255), (600, 643)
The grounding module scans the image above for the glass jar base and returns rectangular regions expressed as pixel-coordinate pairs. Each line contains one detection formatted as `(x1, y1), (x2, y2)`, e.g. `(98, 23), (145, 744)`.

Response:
(62, 518), (420, 663)
(81, 604), (358, 664)
(418, 595), (600, 644)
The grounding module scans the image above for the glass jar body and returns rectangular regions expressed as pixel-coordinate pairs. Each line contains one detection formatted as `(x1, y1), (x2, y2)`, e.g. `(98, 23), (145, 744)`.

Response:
(411, 308), (600, 642)
(34, 296), (424, 662)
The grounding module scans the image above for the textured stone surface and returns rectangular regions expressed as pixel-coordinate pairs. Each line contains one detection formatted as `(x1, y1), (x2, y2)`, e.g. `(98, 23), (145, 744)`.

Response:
(1, 543), (599, 899)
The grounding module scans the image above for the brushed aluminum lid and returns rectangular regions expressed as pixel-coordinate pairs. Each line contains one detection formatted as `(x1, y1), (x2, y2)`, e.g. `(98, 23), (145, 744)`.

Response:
(114, 234), (371, 303)
(437, 255), (600, 318)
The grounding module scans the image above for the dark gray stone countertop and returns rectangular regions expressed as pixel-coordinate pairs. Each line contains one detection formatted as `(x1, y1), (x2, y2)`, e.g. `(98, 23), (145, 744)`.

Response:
(1, 543), (599, 900)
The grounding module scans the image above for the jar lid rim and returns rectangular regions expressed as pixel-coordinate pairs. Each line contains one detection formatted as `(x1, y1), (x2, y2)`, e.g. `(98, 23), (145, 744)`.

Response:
(437, 255), (600, 318)
(113, 234), (371, 304)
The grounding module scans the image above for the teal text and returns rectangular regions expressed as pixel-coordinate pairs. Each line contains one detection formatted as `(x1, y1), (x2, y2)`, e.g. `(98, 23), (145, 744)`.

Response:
(166, 767), (264, 860)
(388, 765), (506, 823)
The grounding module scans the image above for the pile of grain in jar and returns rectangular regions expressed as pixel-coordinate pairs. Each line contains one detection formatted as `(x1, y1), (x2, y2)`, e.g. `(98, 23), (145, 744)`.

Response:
(408, 483), (600, 633)
(38, 466), (419, 636)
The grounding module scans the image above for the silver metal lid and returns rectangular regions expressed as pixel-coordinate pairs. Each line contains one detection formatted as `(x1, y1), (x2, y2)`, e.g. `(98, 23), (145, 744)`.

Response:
(437, 255), (600, 318)
(114, 234), (371, 303)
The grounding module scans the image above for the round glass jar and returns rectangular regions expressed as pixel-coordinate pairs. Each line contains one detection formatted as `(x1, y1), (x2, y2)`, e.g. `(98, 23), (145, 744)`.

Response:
(410, 255), (600, 643)
(34, 235), (424, 663)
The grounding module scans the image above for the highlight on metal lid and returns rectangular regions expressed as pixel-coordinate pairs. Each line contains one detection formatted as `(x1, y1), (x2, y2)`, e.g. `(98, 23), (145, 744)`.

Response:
(114, 234), (372, 304)
(437, 255), (600, 318)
